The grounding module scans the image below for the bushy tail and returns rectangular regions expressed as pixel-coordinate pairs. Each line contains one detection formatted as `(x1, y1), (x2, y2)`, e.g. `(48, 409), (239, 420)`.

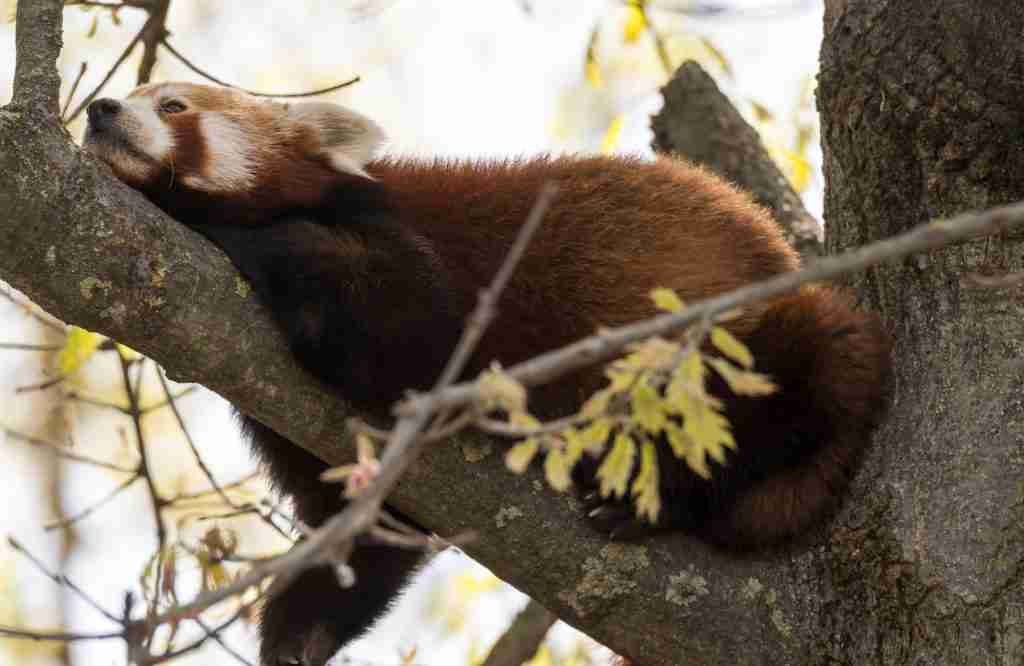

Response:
(704, 286), (892, 546)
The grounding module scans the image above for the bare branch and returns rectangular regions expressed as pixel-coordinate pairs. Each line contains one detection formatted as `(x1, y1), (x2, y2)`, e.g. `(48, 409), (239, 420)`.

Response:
(64, 16), (153, 124)
(137, 0), (170, 85)
(653, 61), (823, 260)
(160, 39), (361, 99)
(1, 424), (138, 473)
(7, 537), (121, 624)
(44, 473), (140, 531)
(11, 0), (63, 115)
(61, 62), (88, 120)
(396, 200), (1024, 419)
(482, 599), (557, 666)
(0, 626), (123, 642)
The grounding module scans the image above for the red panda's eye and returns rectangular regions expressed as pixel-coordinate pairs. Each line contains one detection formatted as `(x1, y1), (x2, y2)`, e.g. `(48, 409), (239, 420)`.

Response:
(161, 100), (187, 114)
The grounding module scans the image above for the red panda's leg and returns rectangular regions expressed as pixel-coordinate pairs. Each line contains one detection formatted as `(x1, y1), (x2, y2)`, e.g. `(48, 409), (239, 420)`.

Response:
(242, 417), (423, 666)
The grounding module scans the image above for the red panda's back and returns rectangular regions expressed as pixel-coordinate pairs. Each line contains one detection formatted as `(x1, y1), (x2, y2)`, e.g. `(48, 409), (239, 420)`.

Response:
(369, 155), (800, 389)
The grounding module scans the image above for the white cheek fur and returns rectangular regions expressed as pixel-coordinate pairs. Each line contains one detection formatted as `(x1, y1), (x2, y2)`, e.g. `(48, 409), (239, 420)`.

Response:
(126, 98), (174, 163)
(181, 113), (255, 194)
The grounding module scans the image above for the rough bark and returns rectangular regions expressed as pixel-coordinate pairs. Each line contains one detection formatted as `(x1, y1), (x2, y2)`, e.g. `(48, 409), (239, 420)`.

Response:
(652, 61), (823, 261)
(3, 2), (1020, 664)
(0, 4), (823, 663)
(816, 1), (1024, 663)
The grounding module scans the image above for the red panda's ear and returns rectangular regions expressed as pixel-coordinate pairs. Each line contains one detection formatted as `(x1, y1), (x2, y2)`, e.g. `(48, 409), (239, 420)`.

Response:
(286, 102), (384, 179)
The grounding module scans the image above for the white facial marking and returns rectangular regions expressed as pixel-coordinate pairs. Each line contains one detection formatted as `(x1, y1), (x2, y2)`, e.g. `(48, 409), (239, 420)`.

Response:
(125, 97), (174, 162)
(181, 113), (255, 194)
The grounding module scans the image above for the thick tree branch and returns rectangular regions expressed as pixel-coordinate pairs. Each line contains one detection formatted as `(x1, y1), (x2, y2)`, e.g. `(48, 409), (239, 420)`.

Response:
(653, 61), (823, 261)
(5, 6), (1023, 664)
(12, 0), (63, 115)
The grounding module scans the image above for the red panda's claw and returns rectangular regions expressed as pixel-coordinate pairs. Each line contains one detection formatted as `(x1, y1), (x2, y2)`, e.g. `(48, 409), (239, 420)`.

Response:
(585, 501), (652, 541)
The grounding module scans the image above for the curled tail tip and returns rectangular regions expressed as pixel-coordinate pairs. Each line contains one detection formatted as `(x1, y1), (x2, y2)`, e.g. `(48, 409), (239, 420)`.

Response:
(710, 287), (892, 546)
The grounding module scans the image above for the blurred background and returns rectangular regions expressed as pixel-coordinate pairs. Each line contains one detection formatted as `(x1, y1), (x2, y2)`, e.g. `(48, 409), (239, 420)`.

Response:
(0, 1), (823, 664)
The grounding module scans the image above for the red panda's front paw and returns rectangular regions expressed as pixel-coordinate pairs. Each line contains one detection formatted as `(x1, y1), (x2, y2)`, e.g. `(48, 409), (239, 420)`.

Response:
(581, 491), (656, 542)
(261, 623), (341, 666)
(259, 566), (348, 666)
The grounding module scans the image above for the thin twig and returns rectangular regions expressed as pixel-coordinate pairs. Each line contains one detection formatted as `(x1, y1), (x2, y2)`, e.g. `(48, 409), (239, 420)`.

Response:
(140, 385), (197, 413)
(61, 62), (88, 121)
(0, 342), (62, 351)
(44, 473), (141, 531)
(0, 287), (67, 332)
(482, 598), (557, 666)
(395, 199), (1024, 420)
(15, 375), (65, 393)
(136, 0), (170, 85)
(64, 14), (154, 125)
(0, 626), (123, 642)
(7, 537), (121, 623)
(160, 39), (361, 98)
(1, 425), (138, 473)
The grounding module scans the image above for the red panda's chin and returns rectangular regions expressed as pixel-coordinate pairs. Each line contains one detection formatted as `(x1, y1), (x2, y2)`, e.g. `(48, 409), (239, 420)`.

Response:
(84, 131), (166, 190)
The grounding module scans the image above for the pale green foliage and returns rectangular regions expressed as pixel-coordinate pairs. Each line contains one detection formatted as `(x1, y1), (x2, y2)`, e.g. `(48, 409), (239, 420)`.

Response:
(500, 287), (778, 524)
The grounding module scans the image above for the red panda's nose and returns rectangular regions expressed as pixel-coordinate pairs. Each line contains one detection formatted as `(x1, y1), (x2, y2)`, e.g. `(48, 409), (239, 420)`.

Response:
(87, 98), (122, 127)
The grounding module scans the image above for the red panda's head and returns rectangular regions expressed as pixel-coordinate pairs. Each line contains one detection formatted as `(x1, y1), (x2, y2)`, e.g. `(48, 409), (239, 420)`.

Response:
(82, 82), (384, 223)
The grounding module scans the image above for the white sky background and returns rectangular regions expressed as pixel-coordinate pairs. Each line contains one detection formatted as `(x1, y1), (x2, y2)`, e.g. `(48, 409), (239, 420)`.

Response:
(0, 1), (824, 664)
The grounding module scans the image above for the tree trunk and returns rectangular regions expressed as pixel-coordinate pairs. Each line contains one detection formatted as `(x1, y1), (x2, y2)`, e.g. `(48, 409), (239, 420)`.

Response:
(816, 1), (1024, 663)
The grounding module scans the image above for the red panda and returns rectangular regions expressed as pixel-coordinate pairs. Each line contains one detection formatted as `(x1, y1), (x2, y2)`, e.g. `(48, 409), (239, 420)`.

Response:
(82, 82), (891, 666)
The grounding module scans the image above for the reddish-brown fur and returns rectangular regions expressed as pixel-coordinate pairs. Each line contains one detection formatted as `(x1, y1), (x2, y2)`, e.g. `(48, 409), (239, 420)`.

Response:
(83, 84), (892, 665)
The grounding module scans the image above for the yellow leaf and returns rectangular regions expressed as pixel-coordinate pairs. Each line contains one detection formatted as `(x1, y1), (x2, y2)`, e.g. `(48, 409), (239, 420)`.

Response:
(779, 147), (813, 193)
(698, 35), (734, 79)
(510, 412), (541, 430)
(579, 418), (612, 455)
(115, 342), (142, 361)
(525, 644), (554, 666)
(681, 399), (735, 478)
(355, 432), (376, 464)
(597, 432), (636, 498)
(1, 0), (15, 23)
(562, 429), (585, 467)
(707, 358), (777, 396)
(664, 421), (689, 459)
(320, 463), (358, 483)
(710, 326), (754, 369)
(478, 366), (527, 414)
(584, 26), (602, 88)
(600, 115), (625, 155)
(580, 386), (614, 419)
(650, 287), (685, 313)
(667, 350), (704, 406)
(505, 438), (540, 474)
(749, 99), (774, 123)
(631, 381), (665, 435)
(57, 326), (103, 374)
(631, 439), (660, 523)
(622, 4), (647, 43)
(585, 60), (603, 89)
(544, 446), (573, 492)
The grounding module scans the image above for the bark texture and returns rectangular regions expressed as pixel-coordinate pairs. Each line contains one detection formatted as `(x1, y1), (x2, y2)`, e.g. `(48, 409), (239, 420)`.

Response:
(4, 2), (1021, 664)
(652, 61), (823, 261)
(0, 5), (819, 663)
(817, 1), (1024, 663)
